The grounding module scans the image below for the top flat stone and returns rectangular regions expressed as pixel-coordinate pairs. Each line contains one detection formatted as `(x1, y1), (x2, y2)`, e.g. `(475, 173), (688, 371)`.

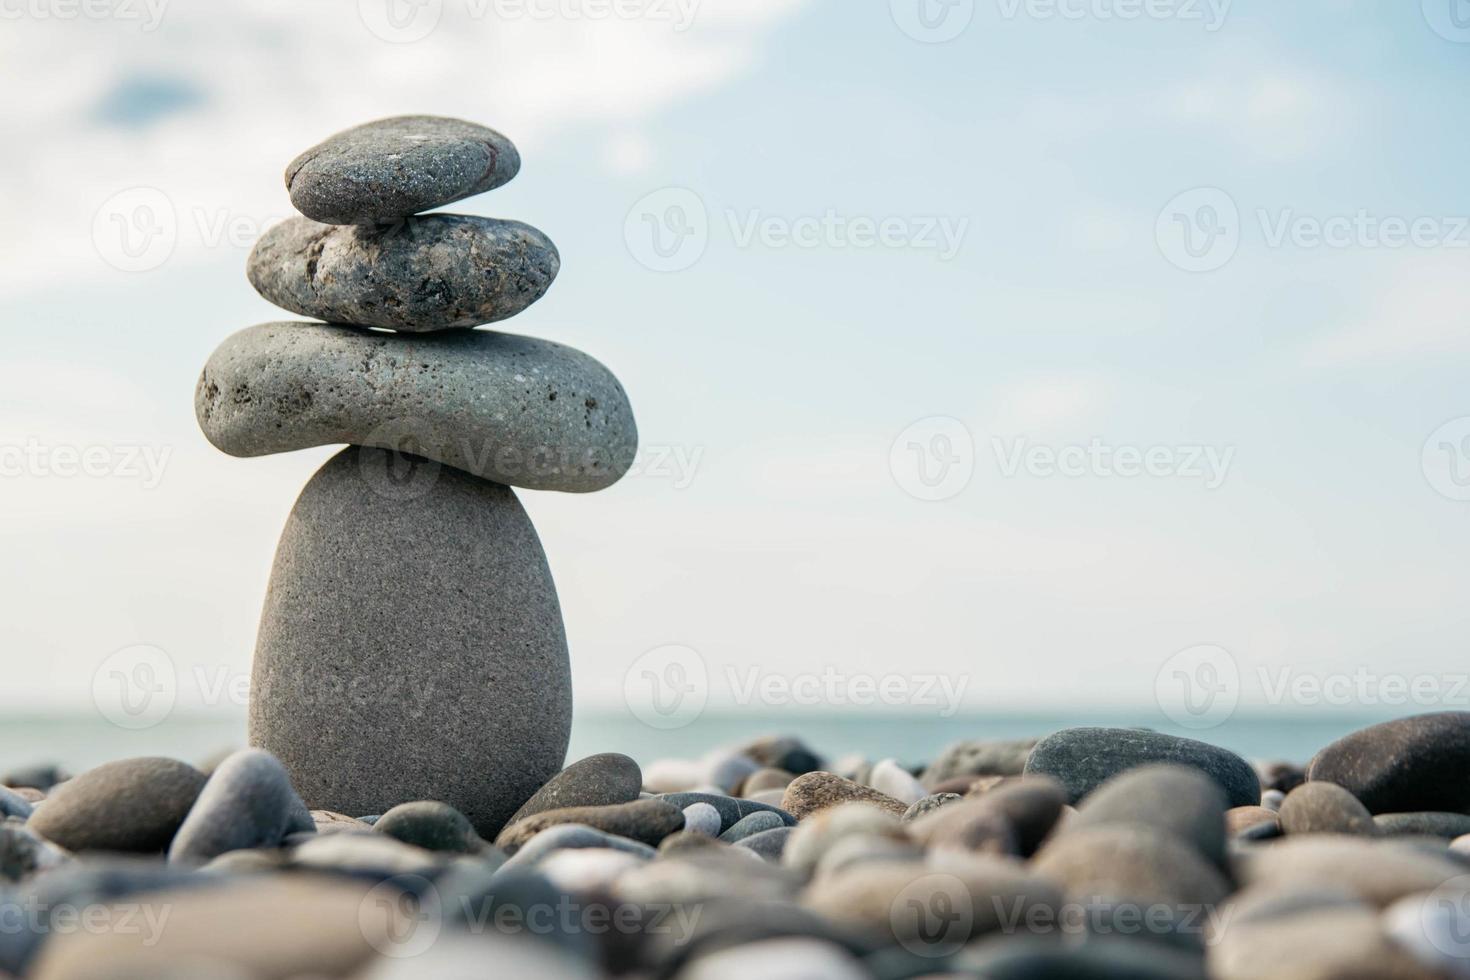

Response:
(286, 115), (521, 225)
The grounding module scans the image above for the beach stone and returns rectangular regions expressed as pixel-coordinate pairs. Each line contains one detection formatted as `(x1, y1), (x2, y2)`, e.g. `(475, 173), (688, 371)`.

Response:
(1224, 883), (1368, 928)
(197, 323), (637, 493)
(783, 804), (907, 878)
(1210, 906), (1439, 980)
(959, 936), (1208, 980)
(437, 864), (599, 962)
(803, 855), (1063, 953)
(1236, 836), (1467, 906)
(734, 827), (793, 862)
(782, 772), (908, 820)
(739, 768), (795, 795)
(720, 810), (785, 843)
(508, 754), (642, 826)
(679, 937), (868, 980)
(1032, 824), (1231, 908)
(290, 832), (443, 878)
(30, 876), (396, 980)
(359, 933), (596, 980)
(9, 788), (44, 804)
(642, 759), (704, 794)
(637, 900), (870, 978)
(616, 850), (800, 906)
(0, 823), (65, 881)
(1307, 712), (1470, 814)
(1260, 789), (1286, 811)
(1072, 765), (1227, 866)
(812, 833), (922, 880)
(681, 803), (722, 837)
(932, 775), (985, 795)
(1279, 781), (1378, 836)
(5, 766), (65, 792)
(868, 760), (927, 805)
(250, 448), (571, 838)
(286, 115), (520, 225)
(248, 213), (557, 331)
(1225, 806), (1279, 837)
(746, 789), (787, 808)
(167, 749), (312, 864)
(1385, 891), (1470, 979)
(0, 787), (32, 820)
(921, 738), (1037, 787)
(29, 758), (205, 854)
(374, 801), (480, 853)
(653, 793), (795, 833)
(902, 793), (962, 823)
(1025, 728), (1259, 807)
(537, 846), (646, 892)
(739, 736), (823, 775)
(1376, 811), (1470, 839)
(1256, 761), (1305, 794)
(311, 810), (368, 834)
(495, 823), (656, 876)
(905, 798), (1018, 857)
(703, 752), (761, 795)
(495, 799), (684, 853)
(659, 830), (730, 856)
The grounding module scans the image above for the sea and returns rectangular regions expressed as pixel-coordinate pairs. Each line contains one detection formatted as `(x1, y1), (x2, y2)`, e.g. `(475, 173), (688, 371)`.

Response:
(0, 709), (1402, 777)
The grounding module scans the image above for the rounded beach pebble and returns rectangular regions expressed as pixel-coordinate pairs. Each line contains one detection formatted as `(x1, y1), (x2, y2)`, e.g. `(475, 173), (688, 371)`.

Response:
(504, 753), (642, 826)
(168, 749), (313, 864)
(28, 757), (206, 854)
(1306, 712), (1470, 814)
(247, 214), (558, 331)
(1024, 727), (1260, 807)
(196, 322), (637, 494)
(286, 115), (521, 225)
(250, 447), (572, 838)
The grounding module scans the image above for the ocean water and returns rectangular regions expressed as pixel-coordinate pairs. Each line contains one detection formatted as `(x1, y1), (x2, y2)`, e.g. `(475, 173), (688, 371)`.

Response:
(0, 709), (1398, 778)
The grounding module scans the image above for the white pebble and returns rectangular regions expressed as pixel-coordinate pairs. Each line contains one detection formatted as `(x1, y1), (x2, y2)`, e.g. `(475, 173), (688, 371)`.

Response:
(1261, 789), (1286, 812)
(702, 751), (760, 794)
(682, 802), (723, 837)
(537, 847), (648, 892)
(679, 938), (868, 980)
(868, 759), (926, 805)
(642, 758), (703, 794)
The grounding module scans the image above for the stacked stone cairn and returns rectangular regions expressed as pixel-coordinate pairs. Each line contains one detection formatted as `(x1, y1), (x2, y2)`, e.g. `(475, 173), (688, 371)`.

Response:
(194, 116), (638, 836)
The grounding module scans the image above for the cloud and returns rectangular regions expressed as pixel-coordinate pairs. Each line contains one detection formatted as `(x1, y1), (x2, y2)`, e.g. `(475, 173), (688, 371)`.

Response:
(1299, 255), (1470, 365)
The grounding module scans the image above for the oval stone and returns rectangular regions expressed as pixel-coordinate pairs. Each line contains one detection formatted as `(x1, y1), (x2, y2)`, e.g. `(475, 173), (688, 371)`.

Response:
(1306, 712), (1470, 814)
(1024, 728), (1260, 808)
(195, 322), (637, 493)
(286, 115), (521, 225)
(29, 757), (206, 854)
(248, 215), (558, 331)
(249, 447), (571, 838)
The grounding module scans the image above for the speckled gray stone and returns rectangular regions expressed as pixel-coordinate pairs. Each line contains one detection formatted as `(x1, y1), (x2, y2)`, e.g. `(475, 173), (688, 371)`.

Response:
(286, 116), (520, 225)
(247, 215), (558, 331)
(168, 749), (313, 864)
(505, 753), (642, 827)
(196, 322), (636, 494)
(28, 757), (206, 854)
(250, 448), (571, 838)
(1024, 728), (1259, 808)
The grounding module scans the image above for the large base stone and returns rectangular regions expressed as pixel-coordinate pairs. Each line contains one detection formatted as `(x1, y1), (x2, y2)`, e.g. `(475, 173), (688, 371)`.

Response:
(249, 446), (570, 837)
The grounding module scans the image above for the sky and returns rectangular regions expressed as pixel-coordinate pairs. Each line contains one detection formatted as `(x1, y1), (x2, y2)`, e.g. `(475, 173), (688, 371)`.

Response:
(1, 0), (1469, 730)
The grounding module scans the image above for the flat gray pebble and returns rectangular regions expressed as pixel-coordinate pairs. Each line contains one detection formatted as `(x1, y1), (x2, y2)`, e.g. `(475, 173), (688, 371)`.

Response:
(286, 115), (520, 224)
(196, 322), (637, 493)
(248, 214), (557, 331)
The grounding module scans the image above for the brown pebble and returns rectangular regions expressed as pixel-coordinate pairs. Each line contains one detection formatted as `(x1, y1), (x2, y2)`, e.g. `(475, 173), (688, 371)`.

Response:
(781, 772), (908, 821)
(1226, 806), (1280, 836)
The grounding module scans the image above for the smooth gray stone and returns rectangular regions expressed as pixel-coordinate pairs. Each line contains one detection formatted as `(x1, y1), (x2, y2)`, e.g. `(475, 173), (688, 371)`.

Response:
(1307, 712), (1470, 814)
(289, 832), (443, 878)
(494, 824), (656, 877)
(719, 810), (785, 843)
(506, 753), (642, 827)
(1072, 765), (1228, 867)
(1032, 823), (1231, 908)
(653, 793), (796, 833)
(734, 826), (793, 861)
(3, 765), (66, 792)
(1025, 728), (1259, 807)
(248, 214), (558, 331)
(28, 757), (205, 853)
(1375, 811), (1470, 839)
(900, 792), (962, 823)
(286, 115), (520, 225)
(1278, 782), (1377, 836)
(168, 749), (312, 864)
(250, 448), (571, 838)
(374, 801), (480, 853)
(0, 787), (32, 821)
(921, 738), (1038, 787)
(0, 823), (64, 881)
(196, 322), (637, 494)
